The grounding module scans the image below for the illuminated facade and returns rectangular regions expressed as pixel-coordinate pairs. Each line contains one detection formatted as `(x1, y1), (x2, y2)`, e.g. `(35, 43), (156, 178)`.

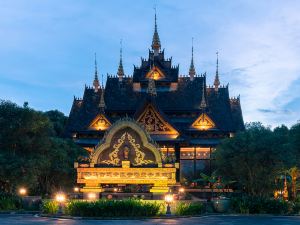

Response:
(65, 13), (244, 190)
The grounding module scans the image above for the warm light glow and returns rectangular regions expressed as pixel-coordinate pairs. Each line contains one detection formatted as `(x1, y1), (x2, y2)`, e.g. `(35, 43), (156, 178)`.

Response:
(74, 187), (79, 192)
(113, 188), (118, 192)
(55, 193), (66, 203)
(146, 66), (165, 80)
(191, 113), (215, 130)
(89, 114), (111, 131)
(19, 188), (27, 196)
(179, 187), (185, 193)
(87, 192), (97, 200)
(152, 71), (160, 80)
(164, 193), (174, 203)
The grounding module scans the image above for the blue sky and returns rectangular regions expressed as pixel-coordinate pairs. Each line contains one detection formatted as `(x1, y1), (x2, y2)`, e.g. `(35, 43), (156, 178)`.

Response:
(0, 0), (299, 127)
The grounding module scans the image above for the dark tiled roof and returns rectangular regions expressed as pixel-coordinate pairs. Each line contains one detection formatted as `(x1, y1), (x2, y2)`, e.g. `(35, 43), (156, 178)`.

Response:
(65, 50), (244, 137)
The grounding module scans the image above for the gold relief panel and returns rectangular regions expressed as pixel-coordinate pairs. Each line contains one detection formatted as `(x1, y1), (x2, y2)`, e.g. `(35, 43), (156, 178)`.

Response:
(191, 113), (215, 130)
(77, 167), (176, 185)
(89, 114), (111, 130)
(137, 104), (179, 136)
(98, 128), (156, 166)
(145, 66), (165, 80)
(90, 119), (163, 166)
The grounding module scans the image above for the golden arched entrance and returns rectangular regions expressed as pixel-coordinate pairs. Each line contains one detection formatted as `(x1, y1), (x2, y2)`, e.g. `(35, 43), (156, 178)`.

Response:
(75, 119), (177, 195)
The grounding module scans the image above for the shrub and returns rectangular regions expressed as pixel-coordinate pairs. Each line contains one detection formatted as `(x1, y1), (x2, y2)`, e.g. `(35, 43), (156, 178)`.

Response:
(0, 192), (22, 210)
(231, 196), (291, 214)
(175, 202), (204, 216)
(66, 199), (161, 217)
(42, 200), (59, 214)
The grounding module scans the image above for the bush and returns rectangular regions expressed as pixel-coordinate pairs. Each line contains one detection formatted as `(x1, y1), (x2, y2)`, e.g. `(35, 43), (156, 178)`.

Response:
(175, 202), (204, 216)
(42, 200), (59, 214)
(0, 192), (22, 210)
(231, 196), (291, 214)
(66, 199), (161, 217)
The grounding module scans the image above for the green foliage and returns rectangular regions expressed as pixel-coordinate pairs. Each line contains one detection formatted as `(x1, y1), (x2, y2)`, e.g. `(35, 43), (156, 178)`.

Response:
(175, 202), (204, 216)
(214, 122), (295, 197)
(44, 110), (67, 137)
(231, 196), (291, 214)
(0, 100), (87, 195)
(42, 200), (59, 214)
(66, 199), (161, 217)
(0, 192), (22, 210)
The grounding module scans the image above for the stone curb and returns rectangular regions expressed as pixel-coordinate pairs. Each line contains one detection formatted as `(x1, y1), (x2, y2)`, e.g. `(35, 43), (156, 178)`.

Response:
(39, 213), (300, 220)
(39, 213), (207, 220)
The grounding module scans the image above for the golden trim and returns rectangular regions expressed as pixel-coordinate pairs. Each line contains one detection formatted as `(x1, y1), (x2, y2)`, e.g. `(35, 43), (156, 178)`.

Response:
(145, 66), (165, 80)
(137, 104), (179, 136)
(91, 120), (162, 165)
(191, 113), (215, 130)
(88, 114), (111, 130)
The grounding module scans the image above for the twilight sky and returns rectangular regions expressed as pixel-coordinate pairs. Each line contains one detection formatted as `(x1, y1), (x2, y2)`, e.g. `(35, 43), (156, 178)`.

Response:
(0, 0), (299, 127)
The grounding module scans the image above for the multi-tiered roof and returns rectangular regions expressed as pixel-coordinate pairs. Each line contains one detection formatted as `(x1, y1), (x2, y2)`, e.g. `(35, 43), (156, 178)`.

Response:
(65, 13), (244, 147)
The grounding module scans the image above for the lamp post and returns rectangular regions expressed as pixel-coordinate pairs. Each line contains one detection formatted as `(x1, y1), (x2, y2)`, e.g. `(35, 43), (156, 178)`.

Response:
(164, 192), (173, 216)
(87, 192), (97, 201)
(18, 188), (27, 196)
(179, 187), (185, 194)
(74, 187), (79, 199)
(55, 193), (66, 215)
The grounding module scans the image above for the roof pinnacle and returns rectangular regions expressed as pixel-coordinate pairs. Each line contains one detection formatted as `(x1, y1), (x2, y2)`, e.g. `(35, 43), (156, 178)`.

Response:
(200, 79), (207, 109)
(151, 7), (161, 56)
(93, 53), (100, 92)
(214, 51), (220, 91)
(189, 37), (196, 81)
(99, 74), (106, 110)
(117, 39), (125, 81)
(147, 62), (157, 97)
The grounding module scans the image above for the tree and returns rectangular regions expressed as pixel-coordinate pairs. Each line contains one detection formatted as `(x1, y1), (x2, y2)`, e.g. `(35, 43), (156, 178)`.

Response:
(214, 122), (292, 197)
(0, 100), (86, 195)
(44, 110), (68, 137)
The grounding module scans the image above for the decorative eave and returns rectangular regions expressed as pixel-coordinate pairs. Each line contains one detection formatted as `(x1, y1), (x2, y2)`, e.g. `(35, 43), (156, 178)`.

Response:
(190, 113), (216, 131)
(134, 97), (179, 138)
(88, 113), (111, 131)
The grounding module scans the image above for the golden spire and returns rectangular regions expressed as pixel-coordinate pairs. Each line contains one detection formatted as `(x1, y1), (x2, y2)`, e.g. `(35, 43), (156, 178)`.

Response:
(117, 39), (125, 81)
(151, 7), (161, 56)
(214, 51), (220, 91)
(200, 78), (207, 109)
(189, 37), (196, 81)
(93, 53), (100, 92)
(99, 74), (106, 110)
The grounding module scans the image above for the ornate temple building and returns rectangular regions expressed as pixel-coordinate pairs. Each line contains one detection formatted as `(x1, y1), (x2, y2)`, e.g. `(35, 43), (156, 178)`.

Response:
(65, 14), (244, 195)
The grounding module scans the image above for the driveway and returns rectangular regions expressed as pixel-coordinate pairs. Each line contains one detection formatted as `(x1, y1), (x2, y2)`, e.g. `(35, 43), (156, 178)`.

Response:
(0, 214), (300, 225)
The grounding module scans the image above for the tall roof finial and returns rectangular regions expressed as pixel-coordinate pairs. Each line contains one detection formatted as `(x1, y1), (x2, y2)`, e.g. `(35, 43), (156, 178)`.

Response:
(151, 6), (161, 56)
(147, 68), (157, 97)
(93, 53), (100, 92)
(117, 39), (125, 81)
(214, 51), (220, 91)
(99, 74), (106, 110)
(189, 37), (196, 81)
(200, 79), (207, 109)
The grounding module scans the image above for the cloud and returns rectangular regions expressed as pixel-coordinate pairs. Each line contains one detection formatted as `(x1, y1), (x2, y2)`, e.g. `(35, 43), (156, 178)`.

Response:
(0, 0), (299, 127)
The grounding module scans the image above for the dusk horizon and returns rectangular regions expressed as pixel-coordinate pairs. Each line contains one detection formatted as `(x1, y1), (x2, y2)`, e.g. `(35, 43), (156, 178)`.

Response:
(0, 0), (300, 128)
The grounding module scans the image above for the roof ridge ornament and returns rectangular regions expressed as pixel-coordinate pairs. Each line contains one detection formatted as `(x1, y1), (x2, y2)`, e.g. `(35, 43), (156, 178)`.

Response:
(151, 6), (161, 56)
(99, 74), (106, 110)
(117, 39), (125, 81)
(147, 63), (157, 97)
(189, 37), (196, 81)
(200, 79), (207, 109)
(214, 51), (220, 92)
(93, 53), (100, 92)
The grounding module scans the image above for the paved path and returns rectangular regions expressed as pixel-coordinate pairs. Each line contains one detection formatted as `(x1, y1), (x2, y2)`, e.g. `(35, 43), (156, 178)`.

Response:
(1, 214), (300, 225)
